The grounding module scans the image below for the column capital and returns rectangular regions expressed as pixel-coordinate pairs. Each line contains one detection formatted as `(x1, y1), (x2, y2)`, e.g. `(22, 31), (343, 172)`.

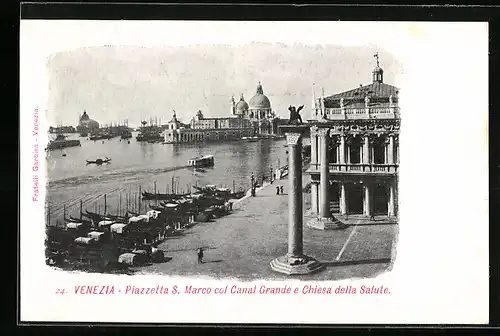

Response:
(285, 132), (303, 146)
(310, 125), (319, 136)
(316, 127), (330, 138)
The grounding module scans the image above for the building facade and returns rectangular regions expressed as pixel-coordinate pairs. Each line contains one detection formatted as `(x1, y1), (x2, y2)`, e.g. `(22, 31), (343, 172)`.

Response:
(76, 111), (100, 133)
(230, 82), (279, 135)
(307, 57), (400, 223)
(163, 110), (254, 144)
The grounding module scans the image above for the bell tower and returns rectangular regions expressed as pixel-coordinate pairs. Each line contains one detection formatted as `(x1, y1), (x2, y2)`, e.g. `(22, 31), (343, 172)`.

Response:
(372, 52), (384, 84)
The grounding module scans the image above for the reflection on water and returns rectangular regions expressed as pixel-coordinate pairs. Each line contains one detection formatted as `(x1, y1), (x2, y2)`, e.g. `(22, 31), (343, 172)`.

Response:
(46, 132), (288, 223)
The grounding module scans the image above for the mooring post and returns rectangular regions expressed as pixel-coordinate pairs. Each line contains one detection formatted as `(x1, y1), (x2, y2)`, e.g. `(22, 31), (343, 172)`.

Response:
(139, 185), (142, 214)
(119, 192), (122, 217)
(80, 200), (83, 221)
(126, 193), (129, 214)
(104, 194), (107, 216)
(154, 181), (157, 195)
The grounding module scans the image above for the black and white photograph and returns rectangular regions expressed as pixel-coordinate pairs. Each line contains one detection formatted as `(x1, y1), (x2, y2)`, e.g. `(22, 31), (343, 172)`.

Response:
(20, 19), (488, 324)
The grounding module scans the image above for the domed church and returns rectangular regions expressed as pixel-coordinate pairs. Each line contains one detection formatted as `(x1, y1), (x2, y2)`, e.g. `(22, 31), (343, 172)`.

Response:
(77, 110), (100, 132)
(230, 82), (277, 135)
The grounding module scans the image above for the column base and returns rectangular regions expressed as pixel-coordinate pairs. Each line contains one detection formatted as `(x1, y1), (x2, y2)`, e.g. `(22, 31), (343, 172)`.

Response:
(307, 216), (347, 230)
(270, 254), (324, 275)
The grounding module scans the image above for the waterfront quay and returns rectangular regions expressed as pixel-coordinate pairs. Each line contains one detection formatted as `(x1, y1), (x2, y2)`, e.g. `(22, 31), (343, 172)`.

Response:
(138, 172), (397, 280)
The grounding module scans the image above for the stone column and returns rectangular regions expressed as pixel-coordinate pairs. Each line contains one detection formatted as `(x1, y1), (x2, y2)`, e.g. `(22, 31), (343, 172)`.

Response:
(307, 127), (344, 230)
(310, 182), (319, 215)
(310, 124), (320, 215)
(388, 179), (395, 217)
(339, 135), (346, 164)
(310, 126), (318, 168)
(387, 135), (394, 164)
(363, 183), (372, 217)
(286, 132), (303, 257)
(270, 126), (323, 275)
(340, 182), (348, 215)
(363, 135), (370, 164)
(318, 128), (331, 219)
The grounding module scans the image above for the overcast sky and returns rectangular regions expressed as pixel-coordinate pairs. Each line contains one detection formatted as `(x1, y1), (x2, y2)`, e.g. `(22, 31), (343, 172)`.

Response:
(45, 43), (402, 127)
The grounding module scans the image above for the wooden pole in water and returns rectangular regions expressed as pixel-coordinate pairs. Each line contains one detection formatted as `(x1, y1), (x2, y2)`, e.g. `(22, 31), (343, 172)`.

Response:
(63, 204), (66, 220)
(126, 193), (129, 214)
(119, 192), (122, 217)
(233, 180), (235, 193)
(171, 176), (174, 193)
(80, 200), (83, 221)
(154, 181), (157, 195)
(137, 189), (140, 213)
(139, 185), (142, 214)
(104, 194), (107, 215)
(47, 206), (50, 226)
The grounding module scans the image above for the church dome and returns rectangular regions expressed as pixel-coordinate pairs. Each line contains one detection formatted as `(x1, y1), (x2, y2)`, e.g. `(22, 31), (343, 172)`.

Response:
(249, 82), (271, 109)
(235, 94), (249, 112)
(80, 111), (90, 122)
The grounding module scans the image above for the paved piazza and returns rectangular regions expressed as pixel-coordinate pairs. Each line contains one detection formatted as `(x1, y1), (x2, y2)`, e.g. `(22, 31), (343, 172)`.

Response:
(137, 175), (398, 281)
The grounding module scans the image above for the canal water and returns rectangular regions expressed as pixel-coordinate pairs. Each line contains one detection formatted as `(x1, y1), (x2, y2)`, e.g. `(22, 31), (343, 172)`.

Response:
(46, 132), (290, 224)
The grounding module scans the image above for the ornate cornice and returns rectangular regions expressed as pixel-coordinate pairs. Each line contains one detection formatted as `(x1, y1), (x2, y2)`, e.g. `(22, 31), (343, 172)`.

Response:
(314, 119), (400, 135)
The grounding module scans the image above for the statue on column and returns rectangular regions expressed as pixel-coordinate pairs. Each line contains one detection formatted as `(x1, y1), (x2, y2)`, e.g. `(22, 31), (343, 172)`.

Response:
(389, 94), (394, 105)
(365, 95), (370, 107)
(340, 97), (345, 108)
(288, 105), (304, 125)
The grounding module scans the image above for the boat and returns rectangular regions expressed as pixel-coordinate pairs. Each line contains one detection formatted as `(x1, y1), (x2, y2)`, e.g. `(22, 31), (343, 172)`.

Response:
(141, 191), (191, 201)
(120, 130), (132, 139)
(188, 155), (214, 168)
(149, 203), (166, 211)
(241, 136), (258, 142)
(89, 133), (114, 141)
(136, 122), (163, 142)
(46, 134), (81, 151)
(86, 157), (111, 165)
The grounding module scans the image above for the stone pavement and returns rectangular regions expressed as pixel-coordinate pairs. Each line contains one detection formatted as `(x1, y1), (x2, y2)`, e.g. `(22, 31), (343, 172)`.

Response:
(138, 174), (397, 281)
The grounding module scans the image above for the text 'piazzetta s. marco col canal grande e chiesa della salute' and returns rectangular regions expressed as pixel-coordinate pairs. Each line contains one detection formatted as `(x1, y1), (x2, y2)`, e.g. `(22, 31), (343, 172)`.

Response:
(45, 52), (398, 280)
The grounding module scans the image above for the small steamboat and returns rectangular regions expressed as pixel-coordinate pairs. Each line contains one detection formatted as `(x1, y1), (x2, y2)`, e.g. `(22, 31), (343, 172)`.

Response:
(188, 155), (214, 168)
(46, 134), (81, 151)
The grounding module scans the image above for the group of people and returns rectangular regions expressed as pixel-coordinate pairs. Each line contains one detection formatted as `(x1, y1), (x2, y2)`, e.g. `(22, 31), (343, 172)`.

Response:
(275, 185), (284, 195)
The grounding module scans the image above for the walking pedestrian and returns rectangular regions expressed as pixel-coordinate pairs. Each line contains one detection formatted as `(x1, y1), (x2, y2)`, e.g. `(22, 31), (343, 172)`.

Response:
(196, 247), (204, 264)
(280, 186), (284, 194)
(276, 186), (280, 195)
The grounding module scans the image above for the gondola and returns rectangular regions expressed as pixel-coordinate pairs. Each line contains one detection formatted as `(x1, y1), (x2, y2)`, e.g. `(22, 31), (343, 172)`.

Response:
(141, 191), (190, 201)
(149, 203), (166, 211)
(86, 157), (111, 165)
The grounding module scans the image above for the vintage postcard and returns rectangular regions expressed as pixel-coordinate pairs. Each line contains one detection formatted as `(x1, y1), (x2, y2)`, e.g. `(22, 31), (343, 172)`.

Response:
(19, 20), (489, 324)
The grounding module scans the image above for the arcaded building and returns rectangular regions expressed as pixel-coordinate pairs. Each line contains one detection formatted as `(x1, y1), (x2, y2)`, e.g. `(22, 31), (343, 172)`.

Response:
(307, 57), (400, 225)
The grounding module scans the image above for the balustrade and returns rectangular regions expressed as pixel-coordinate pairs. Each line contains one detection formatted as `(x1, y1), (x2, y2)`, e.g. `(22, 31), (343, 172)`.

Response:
(323, 163), (398, 173)
(323, 106), (400, 120)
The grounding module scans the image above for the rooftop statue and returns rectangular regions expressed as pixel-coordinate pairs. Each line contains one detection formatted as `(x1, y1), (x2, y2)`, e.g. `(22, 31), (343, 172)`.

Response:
(288, 105), (304, 125)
